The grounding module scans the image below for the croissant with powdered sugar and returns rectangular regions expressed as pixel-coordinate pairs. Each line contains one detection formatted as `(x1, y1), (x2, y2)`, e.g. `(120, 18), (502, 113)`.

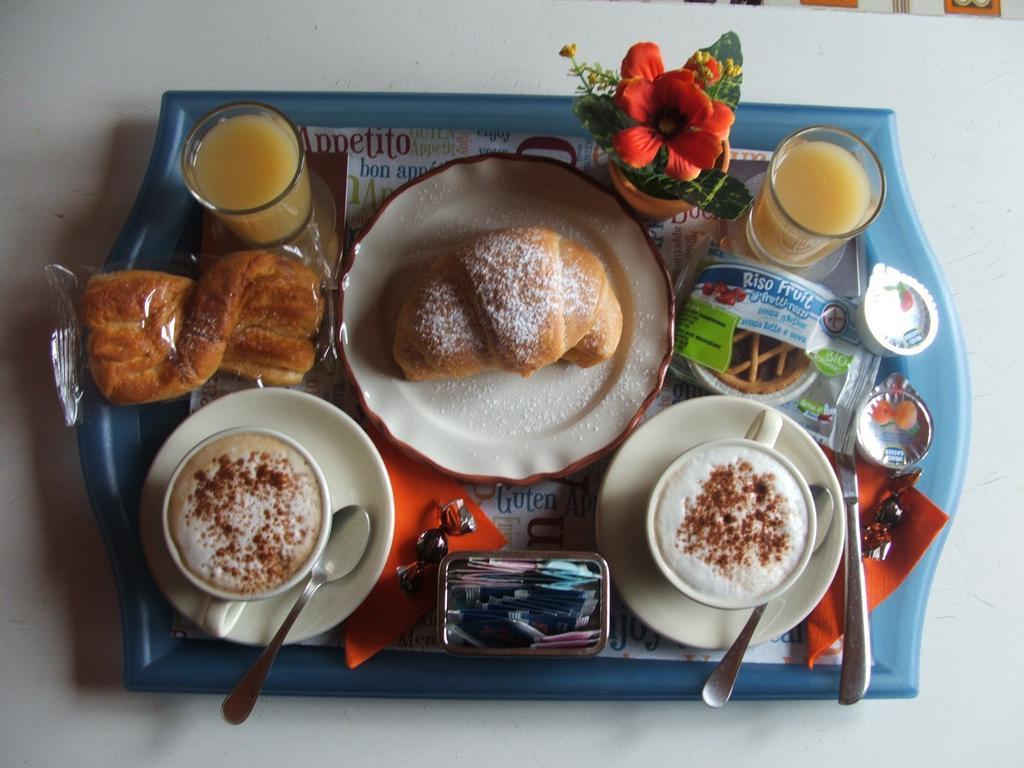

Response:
(393, 227), (623, 381)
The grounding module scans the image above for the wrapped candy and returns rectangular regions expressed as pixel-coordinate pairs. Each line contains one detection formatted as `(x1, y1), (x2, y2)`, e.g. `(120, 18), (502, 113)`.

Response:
(862, 469), (920, 561)
(398, 499), (478, 593)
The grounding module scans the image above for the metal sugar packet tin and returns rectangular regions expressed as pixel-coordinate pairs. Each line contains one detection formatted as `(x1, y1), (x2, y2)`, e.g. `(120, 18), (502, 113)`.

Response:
(437, 550), (610, 657)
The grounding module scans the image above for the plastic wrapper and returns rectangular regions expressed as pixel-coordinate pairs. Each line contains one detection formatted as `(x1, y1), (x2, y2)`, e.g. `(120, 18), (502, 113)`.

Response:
(670, 245), (880, 451)
(46, 245), (334, 427)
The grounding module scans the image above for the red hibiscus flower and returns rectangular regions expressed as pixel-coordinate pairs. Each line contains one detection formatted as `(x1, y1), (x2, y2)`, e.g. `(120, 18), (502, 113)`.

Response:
(683, 52), (722, 87)
(621, 41), (665, 81)
(612, 42), (734, 181)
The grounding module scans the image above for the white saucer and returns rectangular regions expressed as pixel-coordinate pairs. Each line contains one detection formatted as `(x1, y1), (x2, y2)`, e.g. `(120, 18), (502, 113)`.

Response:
(139, 388), (395, 645)
(596, 395), (844, 650)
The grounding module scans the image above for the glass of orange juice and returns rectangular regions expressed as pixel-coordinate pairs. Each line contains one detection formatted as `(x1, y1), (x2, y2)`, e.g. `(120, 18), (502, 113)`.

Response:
(181, 102), (313, 247)
(746, 125), (885, 270)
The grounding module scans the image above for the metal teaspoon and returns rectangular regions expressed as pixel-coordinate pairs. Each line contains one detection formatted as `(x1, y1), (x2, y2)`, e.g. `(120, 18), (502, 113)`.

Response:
(221, 504), (372, 725)
(701, 484), (834, 708)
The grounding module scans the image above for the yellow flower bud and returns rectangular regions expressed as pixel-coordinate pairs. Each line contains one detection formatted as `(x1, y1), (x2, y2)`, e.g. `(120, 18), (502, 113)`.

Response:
(560, 43), (578, 58)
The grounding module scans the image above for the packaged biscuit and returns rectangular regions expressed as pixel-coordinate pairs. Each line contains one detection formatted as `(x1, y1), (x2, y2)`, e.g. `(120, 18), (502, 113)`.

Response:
(672, 246), (880, 450)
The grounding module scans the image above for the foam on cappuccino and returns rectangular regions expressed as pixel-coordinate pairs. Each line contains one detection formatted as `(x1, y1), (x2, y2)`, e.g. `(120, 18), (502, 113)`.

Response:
(653, 444), (809, 604)
(167, 432), (325, 597)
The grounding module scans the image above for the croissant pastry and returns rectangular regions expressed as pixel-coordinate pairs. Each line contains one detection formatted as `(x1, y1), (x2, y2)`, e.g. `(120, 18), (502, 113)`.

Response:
(393, 227), (623, 381)
(84, 251), (323, 404)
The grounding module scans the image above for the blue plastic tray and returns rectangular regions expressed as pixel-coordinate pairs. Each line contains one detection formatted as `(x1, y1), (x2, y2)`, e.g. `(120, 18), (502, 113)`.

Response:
(80, 91), (970, 699)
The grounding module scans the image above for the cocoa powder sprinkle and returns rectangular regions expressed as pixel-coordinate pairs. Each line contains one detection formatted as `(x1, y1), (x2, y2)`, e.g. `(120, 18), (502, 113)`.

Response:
(183, 449), (309, 594)
(675, 460), (793, 580)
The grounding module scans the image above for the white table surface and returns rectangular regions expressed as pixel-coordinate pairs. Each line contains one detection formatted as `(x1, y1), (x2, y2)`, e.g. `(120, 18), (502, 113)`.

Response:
(2, 1), (1021, 764)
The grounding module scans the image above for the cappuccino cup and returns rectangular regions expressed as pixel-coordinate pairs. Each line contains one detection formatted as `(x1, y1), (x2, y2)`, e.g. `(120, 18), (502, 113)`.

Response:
(162, 427), (332, 636)
(646, 409), (815, 610)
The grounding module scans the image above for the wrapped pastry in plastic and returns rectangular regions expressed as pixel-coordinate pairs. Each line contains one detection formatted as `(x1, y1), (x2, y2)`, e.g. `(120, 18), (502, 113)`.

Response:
(671, 246), (880, 451)
(46, 248), (328, 425)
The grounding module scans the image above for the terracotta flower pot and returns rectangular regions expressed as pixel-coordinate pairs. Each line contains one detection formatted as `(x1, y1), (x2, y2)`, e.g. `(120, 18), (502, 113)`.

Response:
(609, 139), (731, 221)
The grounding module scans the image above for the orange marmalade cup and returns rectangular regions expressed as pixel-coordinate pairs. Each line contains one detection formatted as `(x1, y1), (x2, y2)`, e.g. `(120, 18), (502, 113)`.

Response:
(181, 102), (313, 247)
(746, 125), (886, 270)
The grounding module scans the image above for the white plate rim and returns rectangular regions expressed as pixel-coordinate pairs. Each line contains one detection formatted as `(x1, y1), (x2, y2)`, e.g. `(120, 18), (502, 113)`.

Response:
(596, 395), (845, 650)
(338, 153), (674, 486)
(139, 388), (395, 646)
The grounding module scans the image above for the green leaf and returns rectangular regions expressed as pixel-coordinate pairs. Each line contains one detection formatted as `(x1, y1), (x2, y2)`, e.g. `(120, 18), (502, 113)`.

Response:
(572, 94), (628, 146)
(621, 163), (752, 220)
(681, 171), (752, 220)
(702, 32), (743, 110)
(706, 74), (742, 111)
(705, 31), (742, 66)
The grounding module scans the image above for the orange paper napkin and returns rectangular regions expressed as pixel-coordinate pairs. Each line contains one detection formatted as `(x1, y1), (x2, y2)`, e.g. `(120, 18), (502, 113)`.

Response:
(806, 450), (949, 667)
(343, 426), (507, 669)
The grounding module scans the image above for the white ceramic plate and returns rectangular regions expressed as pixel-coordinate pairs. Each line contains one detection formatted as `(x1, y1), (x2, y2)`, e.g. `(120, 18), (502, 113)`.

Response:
(340, 154), (673, 485)
(596, 395), (844, 649)
(139, 388), (395, 645)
